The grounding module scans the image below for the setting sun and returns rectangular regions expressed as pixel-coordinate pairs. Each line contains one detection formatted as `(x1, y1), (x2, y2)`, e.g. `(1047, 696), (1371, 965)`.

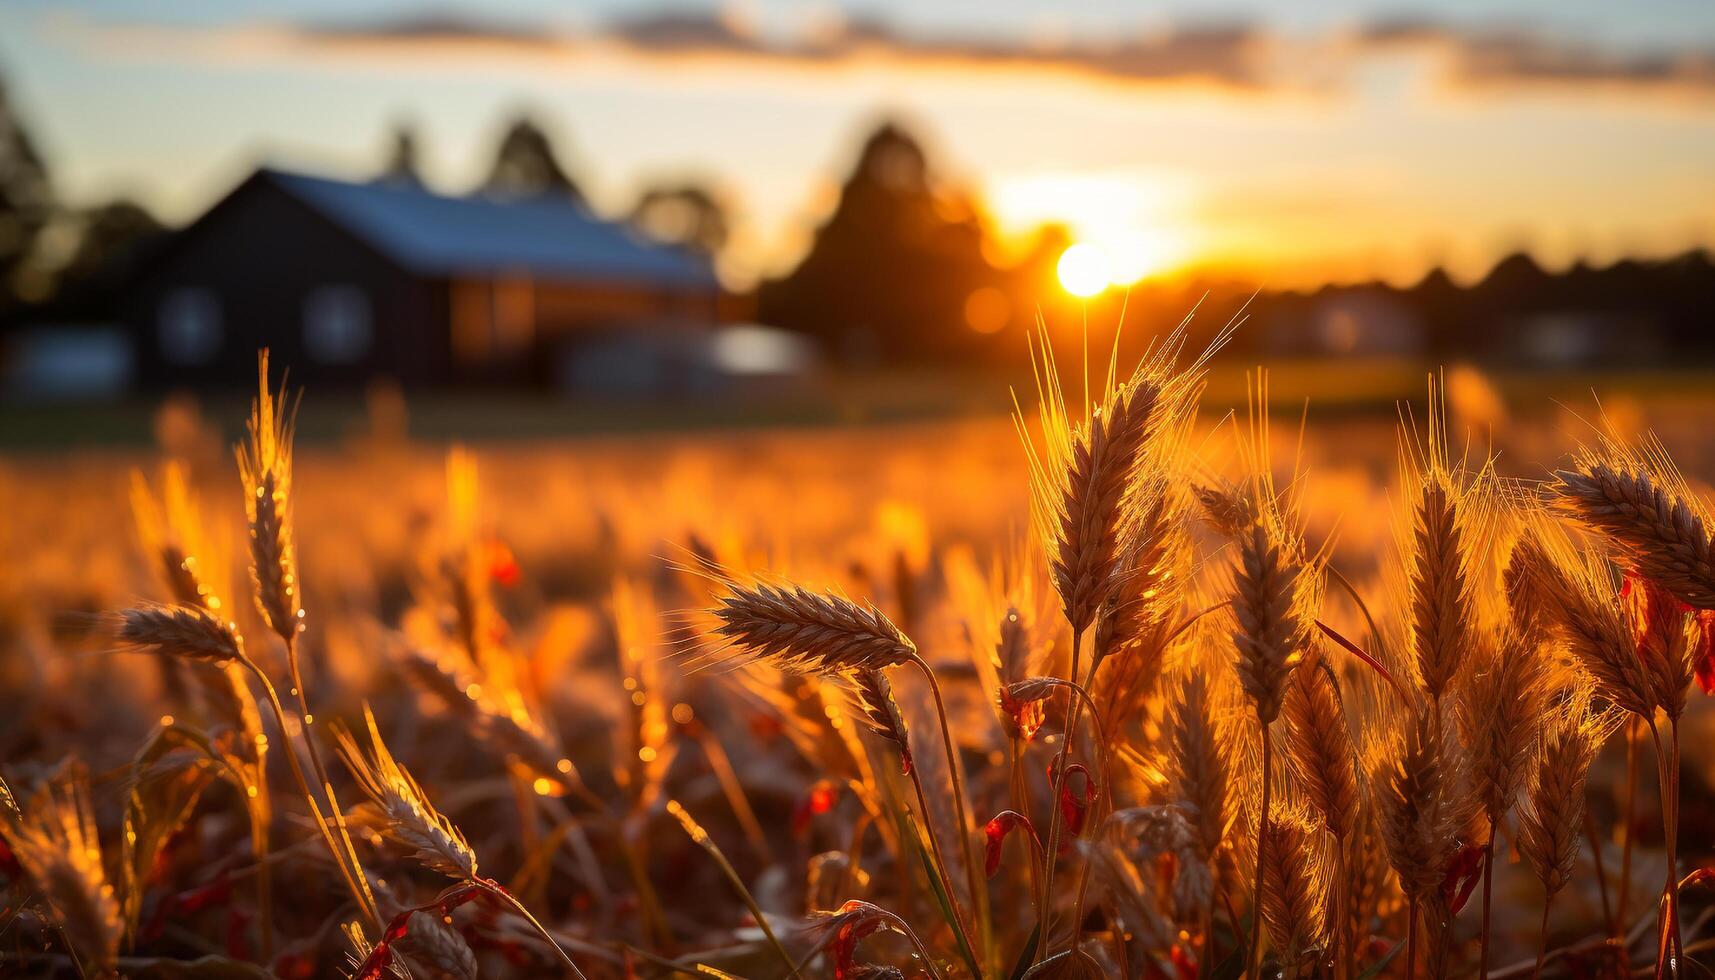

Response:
(1057, 242), (1112, 297)
(989, 171), (1197, 287)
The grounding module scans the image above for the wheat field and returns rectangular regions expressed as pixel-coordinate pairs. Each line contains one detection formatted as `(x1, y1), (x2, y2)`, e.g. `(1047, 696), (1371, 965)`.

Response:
(2, 342), (1714, 980)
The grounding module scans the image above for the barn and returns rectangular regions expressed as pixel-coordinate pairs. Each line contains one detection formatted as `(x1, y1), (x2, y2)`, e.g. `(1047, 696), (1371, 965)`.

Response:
(123, 168), (725, 390)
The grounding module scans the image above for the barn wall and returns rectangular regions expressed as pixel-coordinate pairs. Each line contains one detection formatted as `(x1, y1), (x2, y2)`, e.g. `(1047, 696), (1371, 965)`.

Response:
(127, 179), (447, 390)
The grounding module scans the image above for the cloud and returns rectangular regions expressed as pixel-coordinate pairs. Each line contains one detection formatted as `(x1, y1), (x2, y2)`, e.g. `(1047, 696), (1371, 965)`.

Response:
(53, 7), (1715, 98)
(598, 11), (1268, 88)
(1358, 20), (1715, 94)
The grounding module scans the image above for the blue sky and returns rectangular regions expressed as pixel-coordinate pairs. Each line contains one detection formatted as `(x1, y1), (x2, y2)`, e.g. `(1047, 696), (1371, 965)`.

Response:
(4, 0), (1713, 287)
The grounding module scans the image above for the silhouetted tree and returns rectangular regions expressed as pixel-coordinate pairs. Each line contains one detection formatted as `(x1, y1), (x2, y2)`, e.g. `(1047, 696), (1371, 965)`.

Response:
(757, 120), (1003, 362)
(54, 200), (164, 307)
(0, 73), (53, 310)
(484, 116), (582, 202)
(380, 122), (423, 187)
(630, 183), (729, 257)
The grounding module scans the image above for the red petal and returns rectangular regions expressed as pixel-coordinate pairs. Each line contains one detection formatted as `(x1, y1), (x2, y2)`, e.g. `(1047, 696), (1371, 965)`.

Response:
(1170, 943), (1198, 980)
(1440, 843), (1486, 914)
(1057, 764), (1099, 851)
(983, 810), (1040, 878)
(793, 780), (840, 835)
(999, 690), (1047, 742)
(1695, 612), (1715, 695)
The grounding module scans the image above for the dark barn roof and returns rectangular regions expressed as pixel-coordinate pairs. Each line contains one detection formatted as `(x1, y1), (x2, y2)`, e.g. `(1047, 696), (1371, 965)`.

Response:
(258, 169), (719, 288)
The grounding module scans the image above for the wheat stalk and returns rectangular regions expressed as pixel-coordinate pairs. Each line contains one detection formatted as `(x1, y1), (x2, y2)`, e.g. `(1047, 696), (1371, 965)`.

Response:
(1195, 480), (1257, 538)
(1551, 458), (1715, 609)
(114, 602), (245, 664)
(1512, 532), (1656, 718)
(1517, 697), (1616, 977)
(1165, 672), (1228, 865)
(1375, 707), (1461, 906)
(1046, 373), (1165, 637)
(336, 708), (478, 881)
(1409, 473), (1474, 701)
(1092, 479), (1190, 678)
(1374, 704), (1468, 980)
(1231, 520), (1309, 726)
(1628, 576), (1697, 720)
(1462, 620), (1544, 978)
(1464, 629), (1542, 825)
(3, 778), (122, 977)
(237, 350), (303, 646)
(398, 910), (479, 980)
(845, 668), (913, 773)
(1283, 649), (1359, 844)
(1259, 808), (1329, 975)
(1517, 710), (1604, 902)
(703, 579), (916, 674)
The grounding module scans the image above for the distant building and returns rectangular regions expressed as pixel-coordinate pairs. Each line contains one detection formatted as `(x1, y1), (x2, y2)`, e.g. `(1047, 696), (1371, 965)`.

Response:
(122, 168), (726, 389)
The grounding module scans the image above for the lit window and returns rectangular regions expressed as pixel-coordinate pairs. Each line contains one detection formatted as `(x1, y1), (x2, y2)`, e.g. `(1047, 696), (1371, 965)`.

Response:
(159, 288), (222, 365)
(303, 285), (372, 364)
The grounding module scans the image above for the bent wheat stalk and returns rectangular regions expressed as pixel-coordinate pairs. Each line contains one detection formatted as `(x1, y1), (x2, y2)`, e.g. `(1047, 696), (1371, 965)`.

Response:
(238, 351), (380, 929)
(667, 800), (798, 977)
(336, 708), (589, 979)
(697, 574), (982, 975)
(115, 603), (376, 932)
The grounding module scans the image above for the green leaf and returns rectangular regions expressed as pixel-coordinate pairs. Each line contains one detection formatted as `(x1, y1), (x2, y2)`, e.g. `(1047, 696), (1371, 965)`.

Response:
(1006, 922), (1041, 980)
(905, 808), (983, 979)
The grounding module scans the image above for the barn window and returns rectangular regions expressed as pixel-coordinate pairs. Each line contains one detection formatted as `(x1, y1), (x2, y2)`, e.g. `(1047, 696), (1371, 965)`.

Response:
(158, 288), (222, 365)
(303, 285), (373, 364)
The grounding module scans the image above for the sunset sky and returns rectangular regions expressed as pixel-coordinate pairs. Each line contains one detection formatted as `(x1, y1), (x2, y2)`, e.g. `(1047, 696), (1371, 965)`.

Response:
(3, 0), (1713, 290)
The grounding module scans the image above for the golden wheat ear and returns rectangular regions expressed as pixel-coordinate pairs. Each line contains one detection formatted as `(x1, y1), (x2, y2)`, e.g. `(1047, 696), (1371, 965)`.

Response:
(1550, 438), (1715, 609)
(237, 349), (305, 647)
(1281, 650), (1358, 844)
(335, 705), (479, 881)
(1258, 806), (1330, 968)
(1511, 527), (1657, 718)
(4, 777), (123, 977)
(1165, 671), (1229, 863)
(1231, 519), (1309, 726)
(695, 573), (916, 675)
(112, 602), (246, 664)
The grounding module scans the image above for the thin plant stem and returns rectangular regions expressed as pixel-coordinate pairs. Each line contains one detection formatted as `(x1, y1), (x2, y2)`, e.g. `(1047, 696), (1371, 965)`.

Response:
(1532, 897), (1552, 980)
(1035, 630), (1084, 962)
(1647, 717), (1683, 978)
(1063, 668), (1113, 957)
(281, 633), (379, 928)
(1585, 809), (1614, 937)
(838, 811), (874, 899)
(1619, 717), (1640, 939)
(538, 794), (672, 949)
(665, 800), (796, 978)
(1480, 826), (1497, 979)
(1665, 717), (1683, 975)
(1008, 738), (1043, 906)
(909, 653), (990, 970)
(1406, 897), (1419, 980)
(905, 758), (982, 976)
(1252, 720), (1273, 979)
(237, 655), (375, 927)
(1333, 840), (1349, 980)
(1199, 899), (1215, 980)
(1325, 563), (1390, 668)
(248, 802), (273, 961)
(476, 876), (591, 979)
(692, 727), (772, 863)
